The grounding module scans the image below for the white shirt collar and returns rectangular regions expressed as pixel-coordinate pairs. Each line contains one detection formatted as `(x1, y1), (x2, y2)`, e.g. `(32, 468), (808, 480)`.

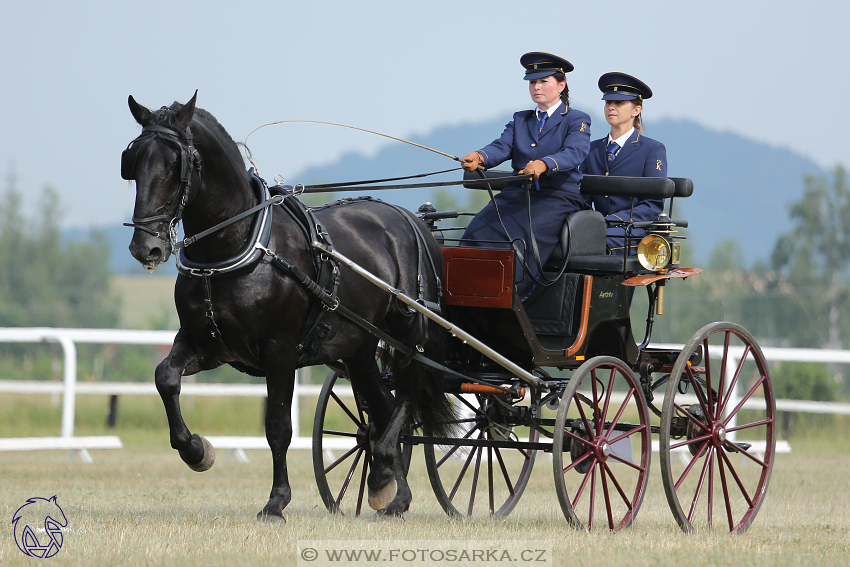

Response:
(607, 127), (635, 148)
(534, 100), (562, 119)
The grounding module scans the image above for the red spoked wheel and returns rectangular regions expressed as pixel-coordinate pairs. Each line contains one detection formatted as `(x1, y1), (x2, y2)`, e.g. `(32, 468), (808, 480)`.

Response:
(423, 388), (539, 517)
(312, 371), (412, 516)
(552, 356), (651, 532)
(659, 322), (776, 533)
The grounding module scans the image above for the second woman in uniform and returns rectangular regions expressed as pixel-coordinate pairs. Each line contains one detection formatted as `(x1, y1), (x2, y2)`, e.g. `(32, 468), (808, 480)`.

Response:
(582, 72), (667, 255)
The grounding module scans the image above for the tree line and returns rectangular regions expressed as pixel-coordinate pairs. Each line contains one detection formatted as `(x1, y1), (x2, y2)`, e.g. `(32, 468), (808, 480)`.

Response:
(1, 167), (848, 413)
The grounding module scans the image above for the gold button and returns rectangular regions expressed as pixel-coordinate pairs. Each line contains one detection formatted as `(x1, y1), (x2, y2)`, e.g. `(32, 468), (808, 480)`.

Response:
(531, 143), (536, 147)
(605, 172), (609, 176)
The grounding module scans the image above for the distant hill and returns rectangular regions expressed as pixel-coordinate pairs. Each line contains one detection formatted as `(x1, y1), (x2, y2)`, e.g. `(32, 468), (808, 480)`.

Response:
(81, 115), (824, 273)
(289, 115), (825, 264)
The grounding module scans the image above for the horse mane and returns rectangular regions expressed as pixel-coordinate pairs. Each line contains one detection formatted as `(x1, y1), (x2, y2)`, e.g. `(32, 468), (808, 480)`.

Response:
(167, 101), (247, 173)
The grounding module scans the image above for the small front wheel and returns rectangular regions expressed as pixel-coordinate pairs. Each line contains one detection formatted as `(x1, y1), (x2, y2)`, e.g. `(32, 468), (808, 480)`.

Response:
(553, 356), (651, 532)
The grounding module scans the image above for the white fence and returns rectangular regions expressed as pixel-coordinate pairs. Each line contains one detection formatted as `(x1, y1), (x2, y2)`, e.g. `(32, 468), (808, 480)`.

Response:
(1, 328), (849, 462)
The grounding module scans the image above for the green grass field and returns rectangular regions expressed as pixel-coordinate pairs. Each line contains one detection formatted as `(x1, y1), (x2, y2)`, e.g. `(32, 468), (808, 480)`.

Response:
(1, 394), (849, 566)
(112, 275), (178, 330)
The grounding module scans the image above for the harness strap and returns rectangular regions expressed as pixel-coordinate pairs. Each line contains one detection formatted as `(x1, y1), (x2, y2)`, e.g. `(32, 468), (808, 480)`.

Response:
(202, 272), (223, 338)
(175, 194), (284, 250)
(266, 250), (503, 388)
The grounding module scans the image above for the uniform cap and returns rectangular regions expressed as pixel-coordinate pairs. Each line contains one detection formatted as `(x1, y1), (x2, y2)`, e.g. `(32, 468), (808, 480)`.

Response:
(520, 52), (574, 81)
(598, 72), (653, 100)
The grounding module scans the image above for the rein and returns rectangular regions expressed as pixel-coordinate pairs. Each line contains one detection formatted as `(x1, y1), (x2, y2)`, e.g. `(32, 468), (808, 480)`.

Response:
(293, 173), (532, 194)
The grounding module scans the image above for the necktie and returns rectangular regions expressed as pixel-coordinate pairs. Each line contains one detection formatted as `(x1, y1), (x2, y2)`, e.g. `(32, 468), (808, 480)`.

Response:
(606, 141), (620, 163)
(537, 110), (547, 132)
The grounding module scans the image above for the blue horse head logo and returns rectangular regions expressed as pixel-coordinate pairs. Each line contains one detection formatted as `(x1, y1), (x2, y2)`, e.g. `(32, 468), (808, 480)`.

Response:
(12, 496), (68, 558)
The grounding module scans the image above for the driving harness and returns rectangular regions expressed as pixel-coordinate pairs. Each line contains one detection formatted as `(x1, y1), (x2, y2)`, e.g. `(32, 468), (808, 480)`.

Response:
(122, 119), (441, 367)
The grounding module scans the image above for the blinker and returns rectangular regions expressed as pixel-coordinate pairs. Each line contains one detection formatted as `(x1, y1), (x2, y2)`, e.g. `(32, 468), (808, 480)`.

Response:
(121, 147), (137, 180)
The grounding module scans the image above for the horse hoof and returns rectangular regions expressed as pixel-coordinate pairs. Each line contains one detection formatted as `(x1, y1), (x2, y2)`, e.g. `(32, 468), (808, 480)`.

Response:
(368, 478), (397, 511)
(181, 435), (215, 472)
(257, 511), (286, 524)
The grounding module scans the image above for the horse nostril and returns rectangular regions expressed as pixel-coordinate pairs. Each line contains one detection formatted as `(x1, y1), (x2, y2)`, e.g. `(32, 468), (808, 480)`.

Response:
(148, 247), (163, 262)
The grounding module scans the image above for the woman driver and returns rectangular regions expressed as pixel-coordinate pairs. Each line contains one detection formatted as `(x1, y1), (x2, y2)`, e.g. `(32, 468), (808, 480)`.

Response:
(582, 72), (667, 255)
(459, 52), (591, 300)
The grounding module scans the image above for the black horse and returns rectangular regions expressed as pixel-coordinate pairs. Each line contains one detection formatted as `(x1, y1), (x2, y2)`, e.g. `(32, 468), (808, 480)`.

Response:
(123, 92), (452, 520)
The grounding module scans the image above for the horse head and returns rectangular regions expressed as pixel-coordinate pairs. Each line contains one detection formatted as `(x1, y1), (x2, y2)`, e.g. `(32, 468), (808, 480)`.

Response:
(124, 91), (200, 271)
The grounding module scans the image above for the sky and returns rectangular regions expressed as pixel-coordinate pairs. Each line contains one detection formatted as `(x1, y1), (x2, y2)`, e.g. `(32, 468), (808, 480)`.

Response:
(1, 0), (846, 229)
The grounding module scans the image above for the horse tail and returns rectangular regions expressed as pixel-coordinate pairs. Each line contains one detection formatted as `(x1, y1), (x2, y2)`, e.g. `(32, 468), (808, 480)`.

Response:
(408, 314), (458, 438)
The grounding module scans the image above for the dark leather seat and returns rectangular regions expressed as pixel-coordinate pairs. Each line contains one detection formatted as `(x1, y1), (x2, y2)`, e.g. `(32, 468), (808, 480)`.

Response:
(544, 210), (643, 273)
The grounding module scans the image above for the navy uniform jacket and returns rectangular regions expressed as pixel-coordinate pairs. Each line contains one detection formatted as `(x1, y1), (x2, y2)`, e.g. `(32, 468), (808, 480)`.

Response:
(462, 102), (591, 299)
(582, 129), (667, 254)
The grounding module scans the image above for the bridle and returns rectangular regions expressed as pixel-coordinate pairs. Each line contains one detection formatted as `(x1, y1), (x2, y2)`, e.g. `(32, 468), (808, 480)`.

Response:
(122, 119), (203, 250)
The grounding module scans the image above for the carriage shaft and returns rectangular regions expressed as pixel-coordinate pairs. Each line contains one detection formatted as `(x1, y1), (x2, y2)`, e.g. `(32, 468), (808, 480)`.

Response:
(313, 243), (548, 391)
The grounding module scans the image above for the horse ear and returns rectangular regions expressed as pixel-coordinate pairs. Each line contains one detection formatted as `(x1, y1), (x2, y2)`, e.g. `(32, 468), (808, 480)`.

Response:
(128, 95), (151, 126)
(173, 90), (198, 131)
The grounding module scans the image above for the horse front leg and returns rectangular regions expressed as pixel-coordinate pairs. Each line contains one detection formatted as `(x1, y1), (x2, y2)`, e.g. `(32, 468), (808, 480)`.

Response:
(257, 352), (297, 523)
(155, 330), (216, 471)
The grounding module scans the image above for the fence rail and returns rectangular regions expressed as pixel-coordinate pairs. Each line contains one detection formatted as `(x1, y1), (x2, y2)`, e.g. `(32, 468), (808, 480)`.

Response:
(1, 328), (848, 462)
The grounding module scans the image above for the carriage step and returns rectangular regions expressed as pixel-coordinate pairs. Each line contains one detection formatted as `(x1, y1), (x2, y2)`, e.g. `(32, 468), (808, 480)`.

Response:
(723, 442), (751, 453)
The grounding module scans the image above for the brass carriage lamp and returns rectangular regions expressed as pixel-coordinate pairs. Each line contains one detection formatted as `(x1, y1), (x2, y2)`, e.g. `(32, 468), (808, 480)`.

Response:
(637, 214), (683, 316)
(636, 214), (681, 272)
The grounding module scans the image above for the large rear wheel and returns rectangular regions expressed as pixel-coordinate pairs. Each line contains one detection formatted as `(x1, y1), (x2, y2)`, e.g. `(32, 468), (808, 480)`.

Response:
(659, 322), (776, 533)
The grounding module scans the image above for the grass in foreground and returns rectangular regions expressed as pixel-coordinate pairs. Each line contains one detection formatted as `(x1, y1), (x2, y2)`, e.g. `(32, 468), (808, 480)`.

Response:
(1, 429), (849, 566)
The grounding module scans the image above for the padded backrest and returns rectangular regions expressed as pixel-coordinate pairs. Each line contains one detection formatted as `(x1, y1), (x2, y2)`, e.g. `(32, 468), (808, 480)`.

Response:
(580, 175), (675, 198)
(670, 177), (694, 198)
(463, 171), (692, 200)
(548, 210), (606, 265)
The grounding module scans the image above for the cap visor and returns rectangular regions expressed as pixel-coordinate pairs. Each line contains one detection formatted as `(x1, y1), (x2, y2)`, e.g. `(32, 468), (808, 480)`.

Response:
(602, 92), (639, 101)
(524, 70), (557, 81)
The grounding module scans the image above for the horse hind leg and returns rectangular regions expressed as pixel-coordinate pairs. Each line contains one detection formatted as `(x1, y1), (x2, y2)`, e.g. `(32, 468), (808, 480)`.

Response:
(367, 396), (416, 517)
(155, 334), (216, 472)
(343, 349), (412, 516)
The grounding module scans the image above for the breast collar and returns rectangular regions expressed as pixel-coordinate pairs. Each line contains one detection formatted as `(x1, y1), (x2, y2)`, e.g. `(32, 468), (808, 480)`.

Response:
(176, 173), (276, 277)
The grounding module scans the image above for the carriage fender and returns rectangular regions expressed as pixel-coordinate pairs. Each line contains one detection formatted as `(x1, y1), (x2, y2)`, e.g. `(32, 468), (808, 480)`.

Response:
(620, 267), (702, 287)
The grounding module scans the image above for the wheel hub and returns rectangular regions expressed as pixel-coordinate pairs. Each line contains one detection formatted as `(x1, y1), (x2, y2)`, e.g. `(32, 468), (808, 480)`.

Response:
(570, 428), (593, 474)
(355, 422), (371, 448)
(686, 404), (710, 457)
(713, 424), (727, 444)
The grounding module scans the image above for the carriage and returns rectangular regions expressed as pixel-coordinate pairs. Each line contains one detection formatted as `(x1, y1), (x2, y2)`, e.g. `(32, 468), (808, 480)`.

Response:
(122, 93), (775, 535)
(310, 171), (776, 534)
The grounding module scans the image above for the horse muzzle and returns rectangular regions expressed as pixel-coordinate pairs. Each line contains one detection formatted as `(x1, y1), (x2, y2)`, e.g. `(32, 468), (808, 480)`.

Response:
(129, 230), (172, 272)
